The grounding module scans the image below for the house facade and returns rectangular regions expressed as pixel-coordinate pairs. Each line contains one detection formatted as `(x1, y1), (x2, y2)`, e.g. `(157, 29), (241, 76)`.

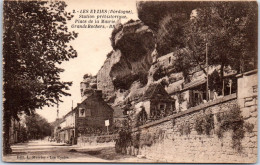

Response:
(55, 111), (76, 144)
(168, 70), (237, 112)
(132, 83), (176, 127)
(55, 90), (114, 144)
(76, 90), (114, 136)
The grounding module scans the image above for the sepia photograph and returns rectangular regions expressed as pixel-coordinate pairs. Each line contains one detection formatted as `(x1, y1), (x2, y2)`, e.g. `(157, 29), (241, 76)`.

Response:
(2, 0), (258, 163)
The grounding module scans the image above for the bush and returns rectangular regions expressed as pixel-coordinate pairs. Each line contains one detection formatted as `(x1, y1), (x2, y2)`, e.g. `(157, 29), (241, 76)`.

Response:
(215, 104), (254, 152)
(144, 133), (153, 146)
(115, 129), (132, 153)
(194, 113), (214, 136)
(178, 122), (191, 136)
(132, 132), (141, 148)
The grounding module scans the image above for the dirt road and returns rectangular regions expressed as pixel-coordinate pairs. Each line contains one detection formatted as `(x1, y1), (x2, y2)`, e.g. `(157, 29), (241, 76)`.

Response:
(2, 140), (153, 163)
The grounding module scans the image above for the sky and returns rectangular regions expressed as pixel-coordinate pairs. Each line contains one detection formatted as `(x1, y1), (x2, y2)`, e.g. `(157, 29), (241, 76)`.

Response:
(36, 0), (139, 123)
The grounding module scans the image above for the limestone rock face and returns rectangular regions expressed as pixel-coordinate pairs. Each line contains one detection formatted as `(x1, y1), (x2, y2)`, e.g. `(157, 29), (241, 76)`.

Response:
(136, 1), (200, 56)
(96, 56), (116, 103)
(136, 1), (200, 31)
(97, 20), (156, 102)
(80, 74), (97, 101)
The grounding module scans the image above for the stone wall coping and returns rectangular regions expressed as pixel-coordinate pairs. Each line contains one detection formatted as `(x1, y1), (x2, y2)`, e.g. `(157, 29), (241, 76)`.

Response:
(132, 93), (237, 132)
(79, 134), (118, 138)
(236, 69), (258, 78)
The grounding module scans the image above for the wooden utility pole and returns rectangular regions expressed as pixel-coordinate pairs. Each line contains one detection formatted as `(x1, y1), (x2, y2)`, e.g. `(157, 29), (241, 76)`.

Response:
(206, 43), (209, 101)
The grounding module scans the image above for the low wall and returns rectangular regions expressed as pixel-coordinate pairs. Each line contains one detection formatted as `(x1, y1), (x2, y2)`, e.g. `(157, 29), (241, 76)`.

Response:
(124, 94), (257, 163)
(77, 134), (118, 147)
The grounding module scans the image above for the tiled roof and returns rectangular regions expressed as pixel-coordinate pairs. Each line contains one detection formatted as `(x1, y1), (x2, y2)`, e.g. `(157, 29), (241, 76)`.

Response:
(183, 78), (206, 90)
(140, 83), (172, 101)
(166, 79), (184, 95)
(142, 83), (160, 99)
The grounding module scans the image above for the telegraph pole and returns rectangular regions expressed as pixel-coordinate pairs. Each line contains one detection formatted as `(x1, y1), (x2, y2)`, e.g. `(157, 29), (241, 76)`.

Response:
(206, 43), (209, 101)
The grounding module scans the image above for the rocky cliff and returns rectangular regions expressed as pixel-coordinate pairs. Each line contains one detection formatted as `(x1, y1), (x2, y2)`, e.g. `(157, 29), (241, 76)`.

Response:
(91, 2), (208, 113)
(97, 20), (155, 105)
(80, 74), (97, 101)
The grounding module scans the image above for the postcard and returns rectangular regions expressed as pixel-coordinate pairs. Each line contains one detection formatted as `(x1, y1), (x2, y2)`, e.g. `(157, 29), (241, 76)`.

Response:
(2, 0), (258, 163)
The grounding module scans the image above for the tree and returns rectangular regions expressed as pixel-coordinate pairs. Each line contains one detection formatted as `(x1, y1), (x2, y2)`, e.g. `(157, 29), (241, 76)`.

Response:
(25, 114), (53, 140)
(18, 125), (28, 143)
(156, 14), (186, 56)
(137, 1), (209, 57)
(3, 1), (77, 154)
(208, 70), (222, 94)
(182, 1), (257, 83)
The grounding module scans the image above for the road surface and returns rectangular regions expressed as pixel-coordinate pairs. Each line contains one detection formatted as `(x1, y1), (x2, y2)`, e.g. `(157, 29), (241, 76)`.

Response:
(2, 140), (153, 163)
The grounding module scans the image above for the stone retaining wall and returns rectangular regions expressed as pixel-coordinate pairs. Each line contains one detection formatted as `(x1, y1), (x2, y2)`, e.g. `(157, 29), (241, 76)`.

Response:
(77, 134), (118, 147)
(125, 93), (257, 163)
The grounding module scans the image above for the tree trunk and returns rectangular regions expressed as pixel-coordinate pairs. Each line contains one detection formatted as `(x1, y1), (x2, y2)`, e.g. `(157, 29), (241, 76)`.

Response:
(3, 109), (12, 155)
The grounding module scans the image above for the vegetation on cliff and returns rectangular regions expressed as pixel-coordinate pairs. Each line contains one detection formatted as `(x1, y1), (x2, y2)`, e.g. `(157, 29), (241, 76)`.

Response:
(138, 1), (257, 80)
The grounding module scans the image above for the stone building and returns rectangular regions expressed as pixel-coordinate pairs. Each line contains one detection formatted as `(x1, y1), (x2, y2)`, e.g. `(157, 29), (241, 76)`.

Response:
(56, 90), (114, 144)
(236, 69), (257, 108)
(133, 83), (175, 126)
(76, 90), (114, 136)
(167, 70), (237, 112)
(56, 111), (75, 144)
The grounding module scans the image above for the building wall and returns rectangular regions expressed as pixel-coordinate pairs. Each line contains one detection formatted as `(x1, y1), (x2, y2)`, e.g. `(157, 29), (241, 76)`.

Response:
(172, 90), (190, 113)
(124, 93), (257, 163)
(56, 113), (76, 143)
(64, 112), (76, 129)
(60, 121), (66, 129)
(56, 93), (114, 143)
(134, 101), (151, 116)
(237, 69), (257, 108)
(76, 95), (113, 136)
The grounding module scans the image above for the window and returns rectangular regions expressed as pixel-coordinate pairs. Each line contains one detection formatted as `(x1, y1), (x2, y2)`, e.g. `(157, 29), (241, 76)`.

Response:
(158, 103), (167, 117)
(79, 108), (85, 117)
(193, 90), (203, 106)
(80, 109), (84, 115)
